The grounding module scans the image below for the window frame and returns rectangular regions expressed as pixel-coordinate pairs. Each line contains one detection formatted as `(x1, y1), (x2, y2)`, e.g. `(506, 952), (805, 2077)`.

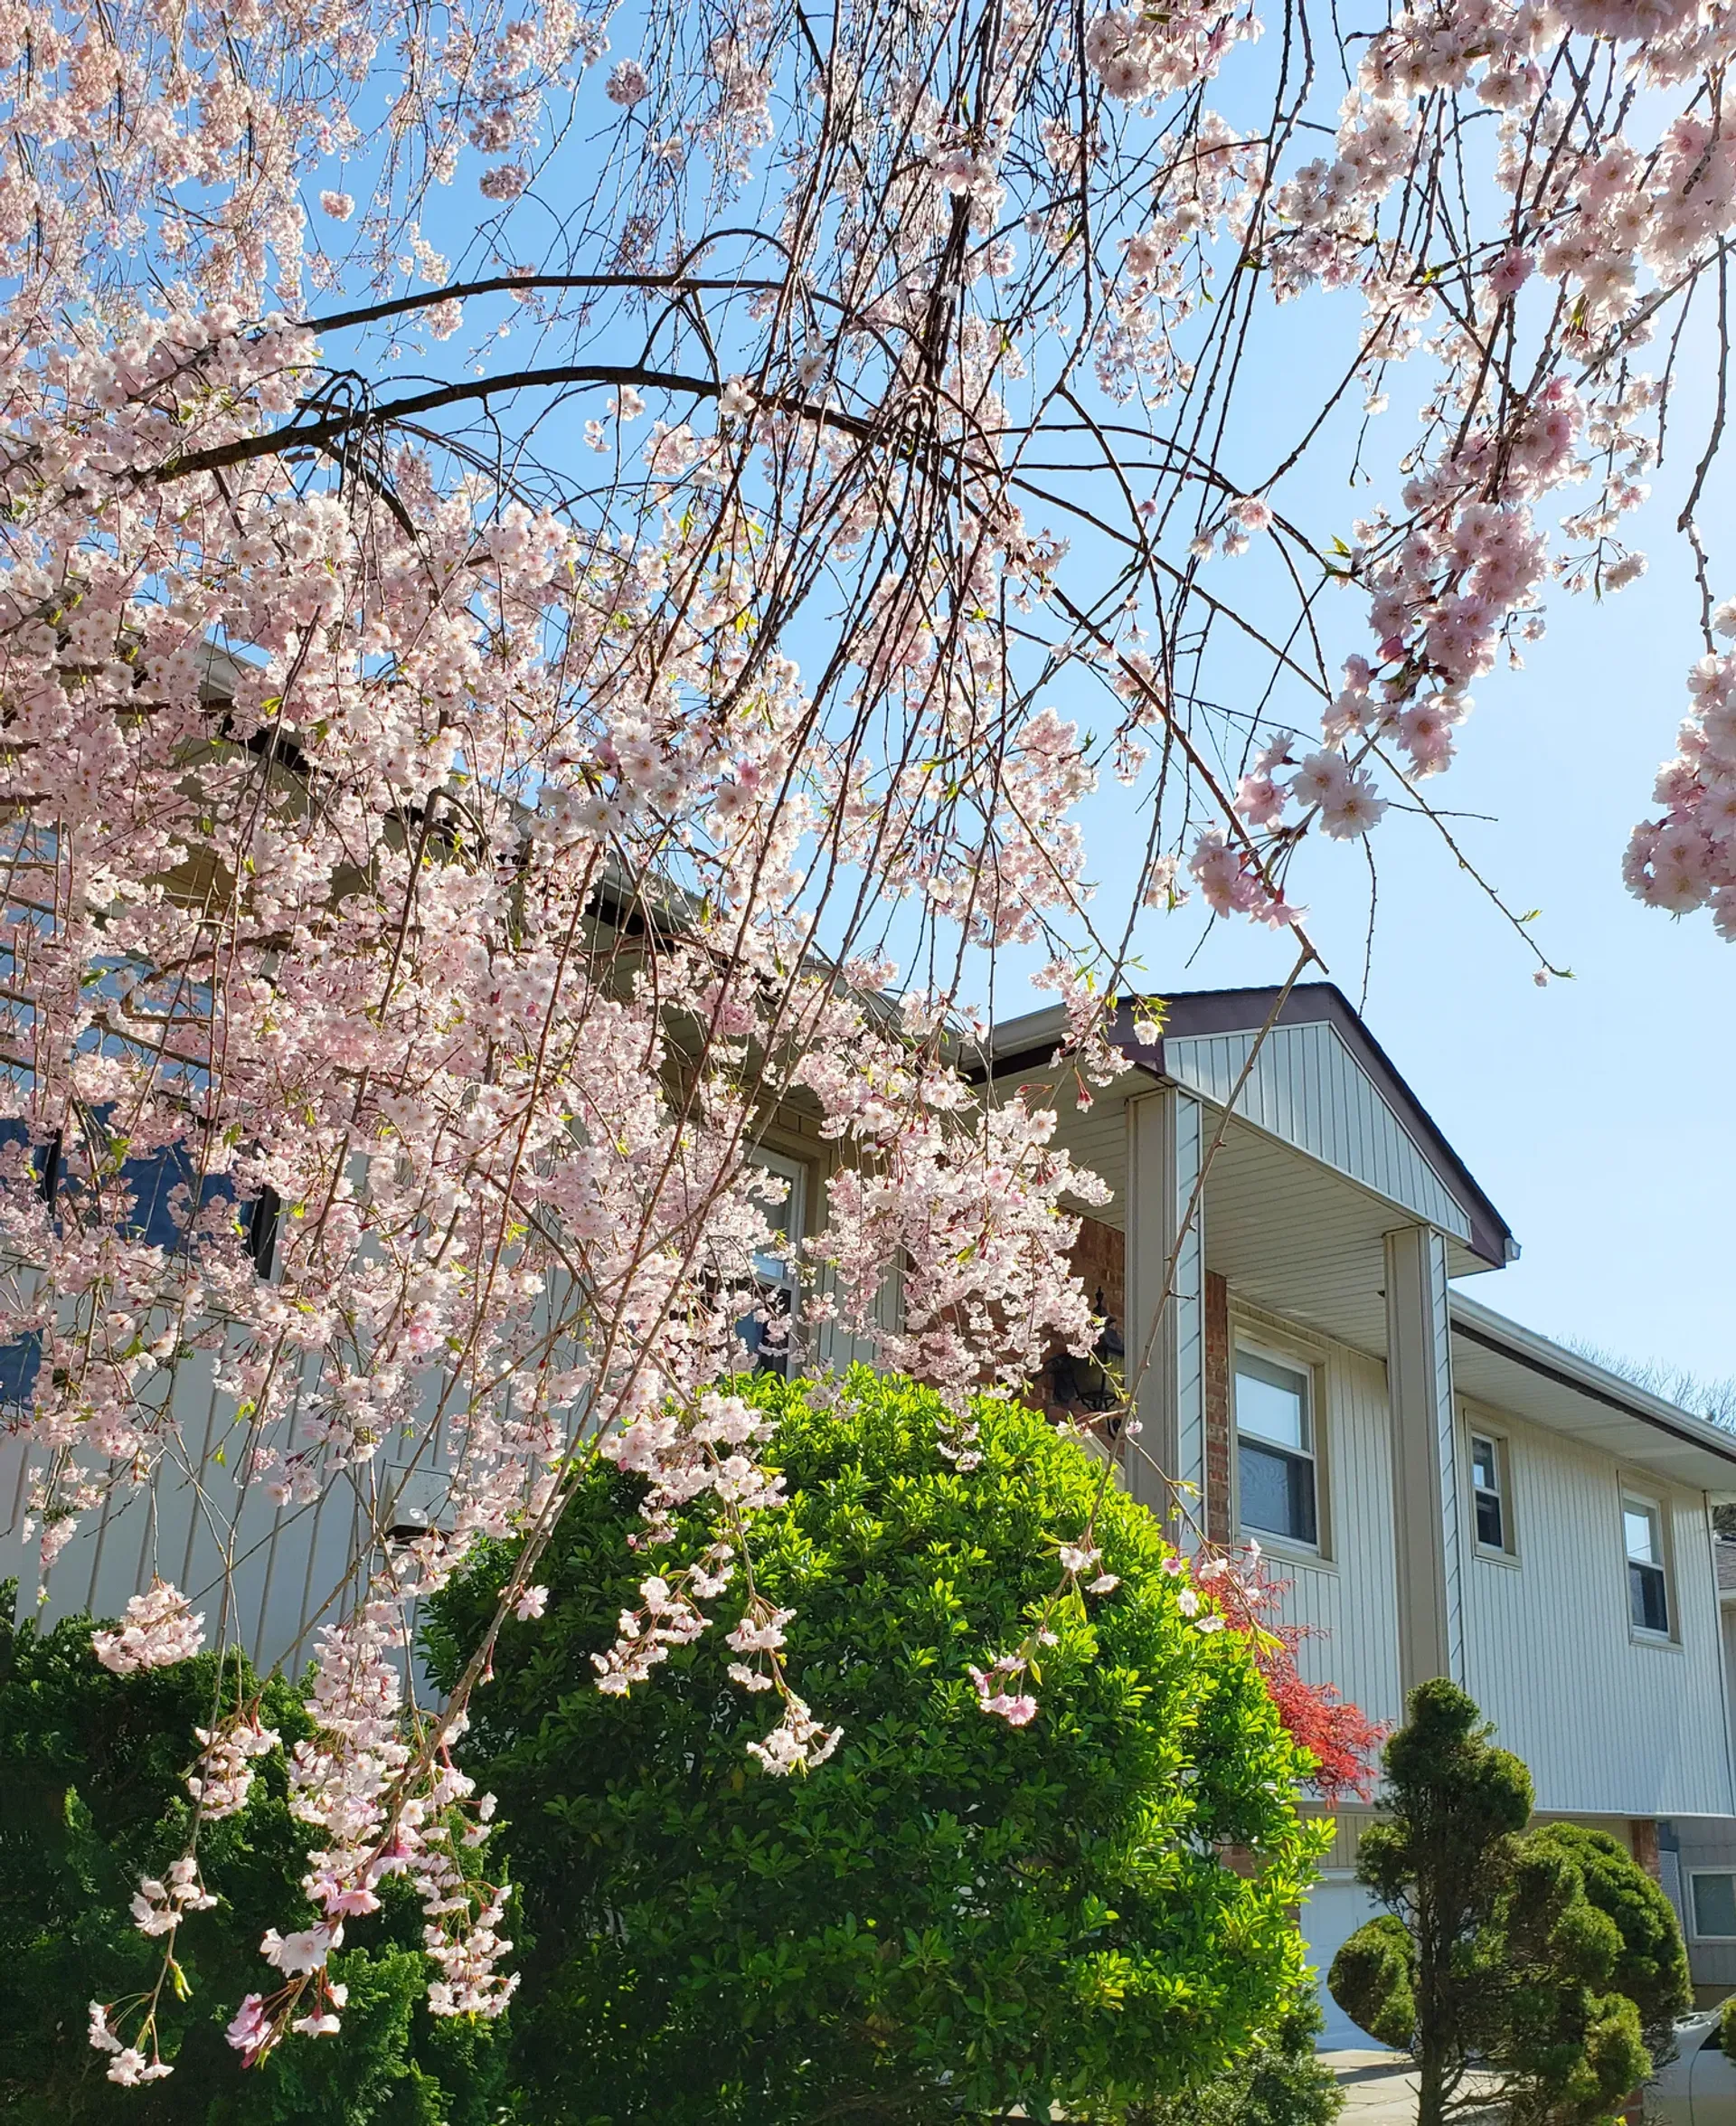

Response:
(1231, 1332), (1326, 1561)
(1690, 1870), (1736, 1942)
(1464, 1418), (1517, 1564)
(1619, 1483), (1676, 1646)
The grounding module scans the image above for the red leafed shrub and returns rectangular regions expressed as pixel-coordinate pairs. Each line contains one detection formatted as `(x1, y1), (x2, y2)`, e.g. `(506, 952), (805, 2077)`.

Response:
(1206, 1547), (1387, 1803)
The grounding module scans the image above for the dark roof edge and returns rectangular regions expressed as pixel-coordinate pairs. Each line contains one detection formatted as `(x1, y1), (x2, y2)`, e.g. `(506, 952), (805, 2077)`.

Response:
(1152, 985), (1514, 1269)
(1451, 1311), (1736, 1474)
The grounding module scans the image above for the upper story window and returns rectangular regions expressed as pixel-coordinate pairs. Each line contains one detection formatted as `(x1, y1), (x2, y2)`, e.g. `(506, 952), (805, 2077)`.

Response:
(1234, 1346), (1317, 1549)
(1469, 1431), (1509, 1554)
(1623, 1492), (1671, 1638)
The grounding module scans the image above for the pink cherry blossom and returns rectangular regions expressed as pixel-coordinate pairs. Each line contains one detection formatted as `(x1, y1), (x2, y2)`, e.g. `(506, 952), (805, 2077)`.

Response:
(91, 1583), (204, 1673)
(5, 0), (1733, 2065)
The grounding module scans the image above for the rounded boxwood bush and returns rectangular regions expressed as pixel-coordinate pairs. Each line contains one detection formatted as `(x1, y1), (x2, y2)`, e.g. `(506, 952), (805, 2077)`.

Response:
(424, 1367), (1328, 2125)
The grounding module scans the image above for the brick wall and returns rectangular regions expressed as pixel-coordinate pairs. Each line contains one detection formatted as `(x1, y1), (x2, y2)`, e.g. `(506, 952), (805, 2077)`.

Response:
(1029, 1215), (1125, 1424)
(1070, 1214), (1125, 1321)
(1039, 1228), (1234, 1546)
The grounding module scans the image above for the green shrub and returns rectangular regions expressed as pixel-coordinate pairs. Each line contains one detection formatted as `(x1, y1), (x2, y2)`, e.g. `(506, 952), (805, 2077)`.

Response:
(1329, 1680), (1688, 2126)
(0, 1589), (507, 2124)
(425, 1365), (1331, 2125)
(1108, 1992), (1344, 2126)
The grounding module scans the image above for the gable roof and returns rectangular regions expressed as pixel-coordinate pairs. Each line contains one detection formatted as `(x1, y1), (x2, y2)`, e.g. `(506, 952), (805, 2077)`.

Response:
(986, 981), (1515, 1270)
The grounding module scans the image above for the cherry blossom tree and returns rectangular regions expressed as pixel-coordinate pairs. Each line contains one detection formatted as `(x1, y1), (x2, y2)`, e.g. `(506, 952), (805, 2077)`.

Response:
(0, 0), (1731, 2082)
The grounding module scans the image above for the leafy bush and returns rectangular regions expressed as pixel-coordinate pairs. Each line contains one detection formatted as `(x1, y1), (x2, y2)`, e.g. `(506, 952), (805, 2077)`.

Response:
(425, 1365), (1331, 2125)
(1107, 1993), (1344, 2126)
(0, 1589), (506, 2124)
(1522, 1823), (1687, 2066)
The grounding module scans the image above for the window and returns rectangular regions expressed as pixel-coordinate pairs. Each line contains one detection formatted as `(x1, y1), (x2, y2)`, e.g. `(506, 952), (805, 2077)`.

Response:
(1623, 1493), (1671, 1637)
(1469, 1432), (1509, 1554)
(0, 1113), (278, 1271)
(1693, 1873), (1736, 1940)
(1235, 1347), (1317, 1548)
(736, 1150), (806, 1376)
(0, 1327), (41, 1406)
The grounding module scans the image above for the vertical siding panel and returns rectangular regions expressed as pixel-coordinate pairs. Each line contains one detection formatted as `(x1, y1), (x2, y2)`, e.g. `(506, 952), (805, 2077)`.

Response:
(0, 1436), (31, 1620)
(175, 1356), (226, 1595)
(1333, 1030), (1356, 1198)
(1264, 1337), (1404, 1737)
(1162, 1025), (1470, 1241)
(1461, 1413), (1733, 1815)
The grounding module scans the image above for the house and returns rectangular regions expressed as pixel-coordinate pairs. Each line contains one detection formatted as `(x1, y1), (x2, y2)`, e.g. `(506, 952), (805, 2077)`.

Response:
(5, 966), (1733, 2039)
(980, 982), (1736, 2035)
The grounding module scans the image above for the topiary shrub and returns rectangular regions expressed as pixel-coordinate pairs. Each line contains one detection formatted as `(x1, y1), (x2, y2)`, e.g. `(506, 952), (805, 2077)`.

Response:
(1329, 1680), (1688, 2126)
(1523, 1822), (1688, 2066)
(424, 1365), (1332, 2125)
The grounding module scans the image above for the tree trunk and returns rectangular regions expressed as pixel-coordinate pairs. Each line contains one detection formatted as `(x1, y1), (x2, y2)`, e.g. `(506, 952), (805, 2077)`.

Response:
(1415, 2040), (1450, 2126)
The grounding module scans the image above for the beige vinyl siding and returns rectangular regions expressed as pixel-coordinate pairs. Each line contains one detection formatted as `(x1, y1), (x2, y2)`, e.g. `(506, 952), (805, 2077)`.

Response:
(986, 1066), (1129, 1227)
(1462, 1411), (1735, 1818)
(1251, 1331), (1406, 1738)
(1163, 1020), (1473, 1242)
(0, 1118), (899, 1665)
(2, 1344), (397, 1679)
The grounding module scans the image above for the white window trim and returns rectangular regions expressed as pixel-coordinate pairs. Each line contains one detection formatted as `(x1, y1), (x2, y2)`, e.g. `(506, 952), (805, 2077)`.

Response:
(1689, 1869), (1736, 1942)
(1231, 1329), (1327, 1564)
(1619, 1480), (1677, 1648)
(1463, 1414), (1518, 1565)
(747, 1147), (807, 1264)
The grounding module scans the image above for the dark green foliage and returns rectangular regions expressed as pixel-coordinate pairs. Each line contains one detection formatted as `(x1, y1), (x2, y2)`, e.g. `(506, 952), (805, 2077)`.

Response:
(424, 1366), (1330, 2125)
(1328, 1915), (1417, 2053)
(0, 1587), (507, 2125)
(1351, 1677), (1534, 1914)
(1523, 1824), (1688, 2064)
(1328, 1680), (1688, 2126)
(1110, 1993), (1345, 2126)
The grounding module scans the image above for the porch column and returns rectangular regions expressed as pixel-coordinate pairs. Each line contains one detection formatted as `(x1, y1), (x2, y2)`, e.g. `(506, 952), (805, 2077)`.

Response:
(1384, 1223), (1466, 1692)
(1125, 1087), (1206, 1545)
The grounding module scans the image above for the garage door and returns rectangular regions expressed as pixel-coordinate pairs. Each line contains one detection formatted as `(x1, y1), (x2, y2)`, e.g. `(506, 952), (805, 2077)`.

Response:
(1301, 1878), (1386, 2050)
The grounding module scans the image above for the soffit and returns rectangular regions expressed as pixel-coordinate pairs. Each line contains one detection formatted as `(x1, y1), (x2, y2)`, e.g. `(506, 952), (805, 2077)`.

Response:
(1450, 1296), (1736, 1495)
(1201, 1117), (1489, 1360)
(1165, 1018), (1473, 1244)
(984, 983), (1514, 1268)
